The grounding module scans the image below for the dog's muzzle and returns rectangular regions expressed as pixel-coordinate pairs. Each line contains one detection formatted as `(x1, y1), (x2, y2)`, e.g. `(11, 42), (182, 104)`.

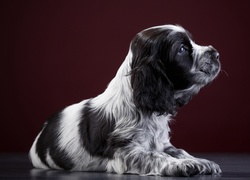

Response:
(199, 46), (220, 76)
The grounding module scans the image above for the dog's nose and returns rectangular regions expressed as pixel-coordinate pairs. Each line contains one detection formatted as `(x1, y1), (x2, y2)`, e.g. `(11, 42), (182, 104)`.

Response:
(212, 51), (220, 61)
(208, 46), (220, 61)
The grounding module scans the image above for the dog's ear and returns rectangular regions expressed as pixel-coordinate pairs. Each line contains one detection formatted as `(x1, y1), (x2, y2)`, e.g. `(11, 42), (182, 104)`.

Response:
(130, 57), (177, 116)
(130, 33), (177, 116)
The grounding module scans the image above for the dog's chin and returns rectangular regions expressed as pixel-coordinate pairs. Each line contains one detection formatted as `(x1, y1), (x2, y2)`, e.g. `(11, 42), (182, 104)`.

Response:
(193, 58), (221, 86)
(193, 68), (220, 86)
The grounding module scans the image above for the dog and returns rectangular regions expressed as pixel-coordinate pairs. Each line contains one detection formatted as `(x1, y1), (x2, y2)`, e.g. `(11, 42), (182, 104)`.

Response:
(29, 25), (221, 176)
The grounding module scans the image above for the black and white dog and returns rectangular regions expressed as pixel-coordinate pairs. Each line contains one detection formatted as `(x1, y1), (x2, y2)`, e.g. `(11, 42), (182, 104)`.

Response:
(30, 25), (221, 176)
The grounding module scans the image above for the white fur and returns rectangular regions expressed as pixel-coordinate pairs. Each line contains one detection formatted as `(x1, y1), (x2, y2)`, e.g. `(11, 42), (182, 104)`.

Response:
(29, 131), (49, 169)
(145, 24), (186, 33)
(46, 151), (61, 170)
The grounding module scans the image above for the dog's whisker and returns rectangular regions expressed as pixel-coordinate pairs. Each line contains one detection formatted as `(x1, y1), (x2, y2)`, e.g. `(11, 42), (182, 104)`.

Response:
(220, 69), (229, 77)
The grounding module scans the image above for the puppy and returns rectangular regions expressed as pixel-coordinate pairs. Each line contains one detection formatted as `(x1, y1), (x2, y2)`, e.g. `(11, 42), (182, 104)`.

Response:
(30, 25), (221, 176)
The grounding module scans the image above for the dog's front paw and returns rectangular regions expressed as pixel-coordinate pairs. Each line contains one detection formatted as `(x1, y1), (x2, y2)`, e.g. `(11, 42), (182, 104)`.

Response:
(196, 158), (222, 175)
(163, 158), (221, 177)
(176, 159), (201, 176)
(163, 159), (202, 177)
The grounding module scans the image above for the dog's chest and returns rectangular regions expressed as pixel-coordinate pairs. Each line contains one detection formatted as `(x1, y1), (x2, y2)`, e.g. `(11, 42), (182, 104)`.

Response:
(135, 115), (171, 151)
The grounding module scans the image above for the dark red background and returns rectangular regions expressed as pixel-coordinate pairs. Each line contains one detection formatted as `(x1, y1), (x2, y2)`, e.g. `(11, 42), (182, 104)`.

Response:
(1, 1), (249, 152)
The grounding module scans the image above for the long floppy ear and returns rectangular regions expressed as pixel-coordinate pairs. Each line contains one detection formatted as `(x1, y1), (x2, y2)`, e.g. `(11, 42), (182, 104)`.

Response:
(129, 32), (178, 116)
(130, 56), (177, 116)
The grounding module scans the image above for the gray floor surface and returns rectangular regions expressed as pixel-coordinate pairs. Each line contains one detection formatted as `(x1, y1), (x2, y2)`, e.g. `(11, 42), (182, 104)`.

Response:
(0, 153), (250, 180)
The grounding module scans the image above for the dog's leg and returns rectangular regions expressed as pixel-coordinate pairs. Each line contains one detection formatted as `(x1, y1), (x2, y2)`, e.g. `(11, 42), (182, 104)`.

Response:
(164, 145), (221, 175)
(107, 148), (217, 176)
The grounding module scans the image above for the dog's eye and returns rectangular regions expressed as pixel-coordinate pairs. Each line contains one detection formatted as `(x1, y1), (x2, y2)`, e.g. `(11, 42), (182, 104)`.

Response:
(179, 45), (187, 54)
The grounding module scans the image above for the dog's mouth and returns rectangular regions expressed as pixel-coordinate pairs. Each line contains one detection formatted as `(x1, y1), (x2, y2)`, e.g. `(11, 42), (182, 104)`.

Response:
(193, 59), (221, 85)
(199, 62), (213, 75)
(198, 53), (221, 75)
(199, 63), (220, 76)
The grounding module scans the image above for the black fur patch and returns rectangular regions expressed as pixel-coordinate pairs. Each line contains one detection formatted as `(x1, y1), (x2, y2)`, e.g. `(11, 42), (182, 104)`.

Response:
(130, 27), (195, 115)
(79, 100), (130, 158)
(36, 111), (74, 170)
(130, 29), (177, 116)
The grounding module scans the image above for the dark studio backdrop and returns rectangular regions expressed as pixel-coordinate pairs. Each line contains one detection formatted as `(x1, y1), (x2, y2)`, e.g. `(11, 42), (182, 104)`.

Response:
(1, 1), (249, 153)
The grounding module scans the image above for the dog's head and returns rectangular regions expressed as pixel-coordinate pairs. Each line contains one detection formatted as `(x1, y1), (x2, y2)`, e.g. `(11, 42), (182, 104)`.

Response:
(130, 25), (220, 116)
